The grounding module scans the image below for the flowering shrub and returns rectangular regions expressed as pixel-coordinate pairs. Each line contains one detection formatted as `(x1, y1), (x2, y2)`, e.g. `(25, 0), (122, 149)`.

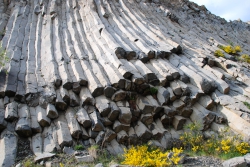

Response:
(214, 50), (225, 57)
(240, 54), (250, 63)
(180, 122), (250, 159)
(122, 145), (183, 166)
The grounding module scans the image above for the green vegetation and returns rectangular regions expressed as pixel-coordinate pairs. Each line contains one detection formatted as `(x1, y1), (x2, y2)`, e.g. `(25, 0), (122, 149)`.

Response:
(0, 42), (9, 70)
(23, 157), (43, 167)
(214, 50), (225, 57)
(180, 122), (250, 160)
(243, 101), (250, 110)
(239, 54), (250, 63)
(74, 144), (84, 151)
(150, 87), (158, 95)
(218, 44), (242, 55)
(215, 44), (250, 64)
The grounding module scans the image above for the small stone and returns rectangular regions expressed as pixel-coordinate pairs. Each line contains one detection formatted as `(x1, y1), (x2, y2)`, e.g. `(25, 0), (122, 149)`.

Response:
(222, 156), (247, 167)
(95, 163), (104, 167)
(34, 153), (55, 162)
(75, 155), (94, 163)
(15, 163), (22, 167)
(63, 146), (75, 155)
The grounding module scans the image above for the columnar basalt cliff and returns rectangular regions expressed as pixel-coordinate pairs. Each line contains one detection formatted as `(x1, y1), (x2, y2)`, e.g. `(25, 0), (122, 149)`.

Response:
(0, 0), (250, 166)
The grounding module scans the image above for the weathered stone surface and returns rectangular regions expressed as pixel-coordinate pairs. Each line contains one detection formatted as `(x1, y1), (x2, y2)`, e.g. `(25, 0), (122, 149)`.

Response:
(156, 86), (170, 105)
(95, 95), (111, 117)
(104, 128), (117, 142)
(111, 90), (127, 102)
(37, 106), (51, 127)
(0, 130), (17, 167)
(76, 108), (92, 128)
(136, 96), (154, 114)
(1, 0), (250, 161)
(65, 108), (82, 139)
(79, 88), (95, 107)
(55, 90), (68, 111)
(119, 107), (132, 124)
(113, 120), (130, 133)
(198, 95), (214, 110)
(108, 102), (120, 122)
(117, 130), (128, 144)
(75, 155), (94, 163)
(89, 110), (104, 132)
(222, 157), (247, 167)
(5, 102), (18, 121)
(55, 114), (73, 148)
(173, 116), (186, 130)
(46, 104), (58, 119)
(134, 121), (152, 141)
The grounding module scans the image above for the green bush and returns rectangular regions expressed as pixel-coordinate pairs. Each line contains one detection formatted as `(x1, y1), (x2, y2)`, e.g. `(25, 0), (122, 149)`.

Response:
(150, 87), (158, 95)
(0, 42), (9, 71)
(74, 144), (84, 150)
(214, 50), (225, 57)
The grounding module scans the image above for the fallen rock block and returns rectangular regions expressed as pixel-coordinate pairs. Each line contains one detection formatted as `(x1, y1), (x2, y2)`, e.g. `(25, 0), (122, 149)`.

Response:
(222, 157), (247, 167)
(76, 108), (92, 128)
(134, 121), (152, 141)
(34, 153), (56, 163)
(173, 116), (186, 130)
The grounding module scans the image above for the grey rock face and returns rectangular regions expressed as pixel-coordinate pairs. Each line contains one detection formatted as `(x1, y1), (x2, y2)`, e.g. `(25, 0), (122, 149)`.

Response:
(1, 0), (250, 165)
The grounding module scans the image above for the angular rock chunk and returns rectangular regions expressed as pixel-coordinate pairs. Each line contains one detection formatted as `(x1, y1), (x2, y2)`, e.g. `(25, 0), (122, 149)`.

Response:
(65, 108), (82, 139)
(55, 114), (73, 148)
(173, 116), (186, 130)
(5, 102), (18, 121)
(113, 120), (130, 133)
(79, 87), (95, 106)
(166, 87), (176, 102)
(89, 111), (104, 132)
(69, 90), (80, 107)
(55, 90), (68, 111)
(222, 157), (247, 167)
(141, 113), (153, 125)
(170, 81), (183, 96)
(179, 64), (213, 94)
(95, 131), (105, 145)
(30, 107), (42, 133)
(128, 127), (138, 145)
(134, 121), (152, 141)
(104, 128), (117, 142)
(119, 107), (132, 124)
(136, 96), (154, 114)
(0, 131), (17, 167)
(190, 103), (215, 130)
(198, 95), (214, 110)
(95, 95), (111, 117)
(108, 102), (120, 121)
(37, 106), (51, 127)
(0, 107), (7, 132)
(178, 107), (193, 118)
(131, 60), (159, 85)
(76, 108), (92, 128)
(117, 130), (128, 144)
(31, 133), (42, 156)
(43, 124), (59, 153)
(84, 69), (104, 98)
(156, 86), (170, 105)
(173, 99), (185, 110)
(46, 104), (58, 119)
(146, 95), (163, 115)
(59, 87), (70, 104)
(111, 90), (126, 102)
(15, 117), (32, 137)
